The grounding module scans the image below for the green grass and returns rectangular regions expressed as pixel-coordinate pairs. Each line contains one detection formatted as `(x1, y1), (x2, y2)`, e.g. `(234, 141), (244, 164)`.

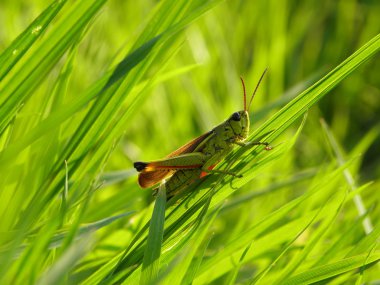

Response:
(0, 0), (379, 284)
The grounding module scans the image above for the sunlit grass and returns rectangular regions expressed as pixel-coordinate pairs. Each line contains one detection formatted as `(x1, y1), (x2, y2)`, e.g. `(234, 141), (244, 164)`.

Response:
(0, 0), (379, 284)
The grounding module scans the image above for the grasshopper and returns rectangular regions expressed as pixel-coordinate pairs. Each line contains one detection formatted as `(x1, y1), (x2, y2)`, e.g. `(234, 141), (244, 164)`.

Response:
(134, 70), (271, 199)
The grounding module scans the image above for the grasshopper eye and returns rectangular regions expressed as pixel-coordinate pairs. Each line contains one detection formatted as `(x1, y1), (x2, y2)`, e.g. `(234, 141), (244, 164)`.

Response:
(231, 112), (241, 121)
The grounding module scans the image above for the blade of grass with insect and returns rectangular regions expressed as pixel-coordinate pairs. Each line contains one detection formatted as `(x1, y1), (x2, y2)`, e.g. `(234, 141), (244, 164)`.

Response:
(164, 33), (380, 221)
(38, 1), (225, 284)
(37, 0), (224, 210)
(139, 112), (307, 258)
(9, 0), (220, 233)
(1, 1), (379, 284)
(0, 0), (225, 284)
(154, 37), (380, 282)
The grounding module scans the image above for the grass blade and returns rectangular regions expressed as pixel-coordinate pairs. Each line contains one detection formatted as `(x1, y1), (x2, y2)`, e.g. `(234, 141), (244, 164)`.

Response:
(140, 184), (166, 285)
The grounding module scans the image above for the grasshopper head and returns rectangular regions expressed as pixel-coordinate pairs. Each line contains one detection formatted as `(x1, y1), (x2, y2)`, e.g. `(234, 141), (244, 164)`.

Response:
(232, 70), (267, 141)
(228, 110), (250, 140)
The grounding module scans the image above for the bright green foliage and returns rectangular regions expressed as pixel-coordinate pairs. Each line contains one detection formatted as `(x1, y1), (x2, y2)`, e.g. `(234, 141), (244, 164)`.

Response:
(0, 0), (379, 284)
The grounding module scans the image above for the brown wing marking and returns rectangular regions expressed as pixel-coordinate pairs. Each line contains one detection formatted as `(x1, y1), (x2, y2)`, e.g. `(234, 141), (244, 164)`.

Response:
(166, 130), (213, 158)
(137, 130), (214, 188)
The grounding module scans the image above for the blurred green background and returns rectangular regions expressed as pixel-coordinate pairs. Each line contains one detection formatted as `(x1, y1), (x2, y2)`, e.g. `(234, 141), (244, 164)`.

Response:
(0, 0), (379, 284)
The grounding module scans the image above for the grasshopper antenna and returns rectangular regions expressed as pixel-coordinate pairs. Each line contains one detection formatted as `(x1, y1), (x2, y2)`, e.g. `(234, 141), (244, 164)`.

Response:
(240, 77), (247, 111)
(248, 68), (268, 112)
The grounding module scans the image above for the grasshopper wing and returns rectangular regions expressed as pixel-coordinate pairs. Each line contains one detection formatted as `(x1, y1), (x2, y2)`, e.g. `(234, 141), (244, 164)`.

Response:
(166, 130), (213, 157)
(137, 169), (175, 188)
(135, 130), (214, 188)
